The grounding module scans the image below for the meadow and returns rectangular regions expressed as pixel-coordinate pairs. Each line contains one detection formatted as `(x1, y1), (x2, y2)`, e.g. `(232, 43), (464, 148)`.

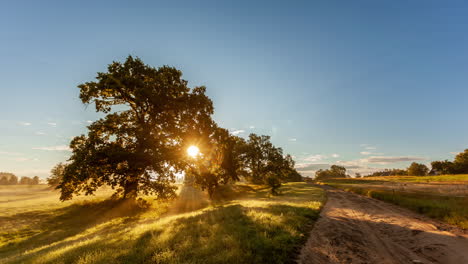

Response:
(317, 176), (468, 229)
(0, 183), (324, 264)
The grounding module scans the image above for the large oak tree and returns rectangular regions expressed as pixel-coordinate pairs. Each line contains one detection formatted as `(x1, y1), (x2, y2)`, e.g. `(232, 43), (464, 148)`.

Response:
(58, 56), (214, 200)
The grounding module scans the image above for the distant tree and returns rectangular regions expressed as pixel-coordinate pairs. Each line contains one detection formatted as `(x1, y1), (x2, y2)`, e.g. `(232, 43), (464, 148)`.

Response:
(243, 134), (276, 184)
(241, 133), (299, 194)
(32, 176), (40, 185)
(430, 160), (455, 175)
(0, 176), (8, 185)
(0, 172), (17, 185)
(48, 163), (66, 187)
(407, 162), (429, 176)
(355, 173), (362, 178)
(330, 165), (347, 177)
(8, 175), (18, 185)
(366, 168), (407, 177)
(453, 149), (468, 173)
(315, 165), (347, 180)
(20, 176), (33, 185)
(58, 56), (215, 201)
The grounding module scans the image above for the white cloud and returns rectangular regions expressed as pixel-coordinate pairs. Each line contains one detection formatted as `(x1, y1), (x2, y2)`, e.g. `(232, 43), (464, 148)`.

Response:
(86, 120), (93, 123)
(249, 125), (255, 129)
(360, 151), (372, 155)
(35, 131), (46, 135)
(288, 138), (297, 142)
(365, 146), (376, 150)
(303, 154), (326, 162)
(47, 122), (57, 127)
(230, 129), (245, 136)
(331, 153), (340, 158)
(19, 122), (31, 126)
(32, 145), (71, 151)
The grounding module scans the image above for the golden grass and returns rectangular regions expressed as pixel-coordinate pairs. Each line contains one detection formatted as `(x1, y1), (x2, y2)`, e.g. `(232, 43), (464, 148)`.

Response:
(0, 183), (324, 264)
(362, 174), (468, 183)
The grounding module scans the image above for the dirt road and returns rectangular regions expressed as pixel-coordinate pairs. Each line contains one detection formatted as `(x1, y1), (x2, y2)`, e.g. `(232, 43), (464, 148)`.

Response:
(299, 186), (468, 264)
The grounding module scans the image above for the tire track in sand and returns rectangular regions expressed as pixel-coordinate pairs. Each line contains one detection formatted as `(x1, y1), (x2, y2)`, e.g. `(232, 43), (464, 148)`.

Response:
(298, 185), (468, 264)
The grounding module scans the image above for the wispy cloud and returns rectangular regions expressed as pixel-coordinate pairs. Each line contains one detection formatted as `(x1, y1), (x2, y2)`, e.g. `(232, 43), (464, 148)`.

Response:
(331, 153), (340, 158)
(86, 120), (93, 124)
(32, 145), (71, 151)
(302, 154), (326, 162)
(249, 125), (255, 129)
(230, 129), (245, 136)
(47, 122), (57, 127)
(360, 151), (372, 155)
(365, 146), (376, 150)
(35, 131), (46, 135)
(288, 138), (297, 142)
(364, 156), (425, 164)
(295, 163), (330, 171)
(19, 122), (31, 126)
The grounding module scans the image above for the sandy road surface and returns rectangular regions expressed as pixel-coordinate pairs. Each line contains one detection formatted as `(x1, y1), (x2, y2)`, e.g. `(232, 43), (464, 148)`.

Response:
(299, 185), (468, 264)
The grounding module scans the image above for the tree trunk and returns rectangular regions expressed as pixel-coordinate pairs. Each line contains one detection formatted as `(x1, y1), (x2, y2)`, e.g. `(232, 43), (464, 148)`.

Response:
(123, 179), (138, 199)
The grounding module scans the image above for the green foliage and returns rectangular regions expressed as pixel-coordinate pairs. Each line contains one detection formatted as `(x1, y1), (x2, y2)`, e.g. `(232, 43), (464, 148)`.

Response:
(366, 168), (407, 177)
(186, 127), (245, 198)
(314, 165), (347, 180)
(0, 173), (18, 185)
(407, 162), (429, 176)
(241, 134), (300, 193)
(18, 176), (39, 185)
(59, 56), (215, 200)
(265, 172), (282, 195)
(48, 163), (65, 187)
(454, 149), (468, 173)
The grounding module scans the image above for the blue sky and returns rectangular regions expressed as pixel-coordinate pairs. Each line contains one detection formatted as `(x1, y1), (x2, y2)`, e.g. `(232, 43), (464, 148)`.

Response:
(1, 0), (468, 178)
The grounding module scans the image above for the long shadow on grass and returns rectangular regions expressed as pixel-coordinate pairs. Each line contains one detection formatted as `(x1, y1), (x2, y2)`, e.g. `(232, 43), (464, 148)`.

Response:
(0, 199), (149, 259)
(8, 203), (321, 264)
(120, 204), (319, 264)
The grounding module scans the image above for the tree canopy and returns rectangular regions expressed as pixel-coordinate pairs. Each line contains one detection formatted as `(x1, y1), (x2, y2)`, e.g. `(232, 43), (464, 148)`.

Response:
(56, 56), (302, 201)
(407, 162), (429, 176)
(315, 165), (348, 181)
(59, 56), (215, 200)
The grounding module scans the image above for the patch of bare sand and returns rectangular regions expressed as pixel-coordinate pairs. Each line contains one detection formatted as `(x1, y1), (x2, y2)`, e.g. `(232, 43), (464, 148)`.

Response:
(299, 185), (468, 264)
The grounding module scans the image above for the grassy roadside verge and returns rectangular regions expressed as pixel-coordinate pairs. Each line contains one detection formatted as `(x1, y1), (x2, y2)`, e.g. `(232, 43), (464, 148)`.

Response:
(360, 174), (468, 183)
(1, 182), (324, 264)
(324, 183), (468, 229)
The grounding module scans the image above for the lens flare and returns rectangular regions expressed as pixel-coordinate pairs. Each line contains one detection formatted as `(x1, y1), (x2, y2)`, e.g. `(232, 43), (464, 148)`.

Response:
(187, 146), (199, 157)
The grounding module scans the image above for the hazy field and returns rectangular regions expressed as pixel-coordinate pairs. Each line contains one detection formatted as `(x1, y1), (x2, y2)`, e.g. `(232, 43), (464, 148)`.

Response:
(318, 176), (468, 229)
(0, 183), (324, 264)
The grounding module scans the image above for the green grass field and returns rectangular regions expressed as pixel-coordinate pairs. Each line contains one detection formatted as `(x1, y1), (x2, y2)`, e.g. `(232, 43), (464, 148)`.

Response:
(362, 174), (468, 183)
(317, 176), (468, 229)
(0, 183), (324, 264)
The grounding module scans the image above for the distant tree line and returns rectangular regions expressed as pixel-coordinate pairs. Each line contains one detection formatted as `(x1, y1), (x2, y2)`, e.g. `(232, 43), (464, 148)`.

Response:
(363, 149), (468, 177)
(0, 172), (40, 185)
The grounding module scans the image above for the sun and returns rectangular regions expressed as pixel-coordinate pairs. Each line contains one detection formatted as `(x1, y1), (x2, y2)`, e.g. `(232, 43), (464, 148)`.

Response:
(187, 145), (200, 157)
